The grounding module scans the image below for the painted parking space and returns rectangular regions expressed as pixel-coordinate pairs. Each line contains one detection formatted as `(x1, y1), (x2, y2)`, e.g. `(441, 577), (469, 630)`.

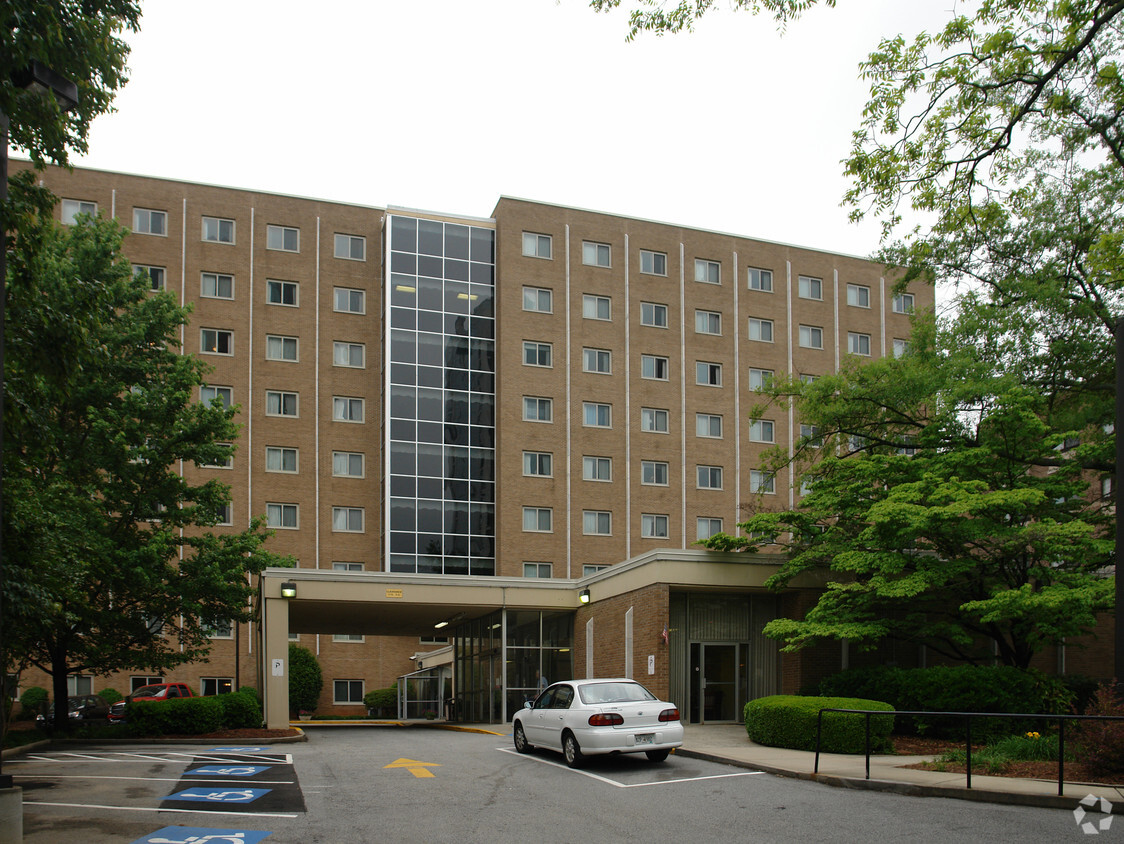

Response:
(160, 754), (306, 814)
(131, 826), (274, 843)
(496, 746), (765, 789)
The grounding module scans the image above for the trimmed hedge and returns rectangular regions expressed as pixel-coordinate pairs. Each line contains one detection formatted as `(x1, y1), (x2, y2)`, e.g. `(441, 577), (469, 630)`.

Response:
(214, 690), (262, 729)
(127, 690), (261, 735)
(18, 686), (48, 720)
(745, 695), (895, 753)
(817, 665), (1074, 739)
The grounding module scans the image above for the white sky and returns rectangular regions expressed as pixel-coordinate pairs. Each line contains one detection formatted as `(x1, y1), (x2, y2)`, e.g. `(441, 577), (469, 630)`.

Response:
(71, 0), (955, 258)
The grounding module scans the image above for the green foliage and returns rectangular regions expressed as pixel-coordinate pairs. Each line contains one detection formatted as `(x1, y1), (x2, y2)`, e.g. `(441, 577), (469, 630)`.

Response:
(1059, 675), (1104, 715)
(213, 690), (262, 730)
(1074, 683), (1124, 776)
(127, 696), (222, 737)
(17, 686), (47, 720)
(96, 688), (122, 705)
(288, 645), (323, 714)
(238, 685), (261, 702)
(818, 665), (1073, 738)
(363, 687), (398, 714)
(744, 694), (894, 753)
(590, 0), (830, 41)
(937, 732), (1074, 774)
(1, 0), (142, 165)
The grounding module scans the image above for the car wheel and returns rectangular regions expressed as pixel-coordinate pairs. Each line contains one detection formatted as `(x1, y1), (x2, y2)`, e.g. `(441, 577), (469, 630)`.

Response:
(645, 749), (670, 763)
(514, 723), (533, 753)
(563, 732), (583, 768)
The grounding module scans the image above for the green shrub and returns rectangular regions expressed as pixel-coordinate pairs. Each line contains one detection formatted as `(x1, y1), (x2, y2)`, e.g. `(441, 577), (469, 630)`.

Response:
(97, 688), (123, 705)
(215, 690), (262, 729)
(288, 644), (322, 715)
(128, 696), (223, 736)
(18, 686), (48, 720)
(745, 695), (895, 753)
(363, 687), (397, 715)
(238, 685), (262, 703)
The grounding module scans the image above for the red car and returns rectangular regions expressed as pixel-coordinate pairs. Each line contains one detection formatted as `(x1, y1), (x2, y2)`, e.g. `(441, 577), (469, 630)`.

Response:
(109, 683), (194, 723)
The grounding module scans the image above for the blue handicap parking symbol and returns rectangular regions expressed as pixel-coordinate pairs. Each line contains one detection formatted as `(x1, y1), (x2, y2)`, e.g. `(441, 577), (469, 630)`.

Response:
(166, 788), (272, 804)
(186, 765), (273, 778)
(132, 827), (272, 844)
(206, 747), (265, 753)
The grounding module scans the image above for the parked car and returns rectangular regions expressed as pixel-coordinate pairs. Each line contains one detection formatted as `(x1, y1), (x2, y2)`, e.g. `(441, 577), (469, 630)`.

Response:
(36, 695), (110, 727)
(512, 678), (683, 768)
(108, 683), (194, 724)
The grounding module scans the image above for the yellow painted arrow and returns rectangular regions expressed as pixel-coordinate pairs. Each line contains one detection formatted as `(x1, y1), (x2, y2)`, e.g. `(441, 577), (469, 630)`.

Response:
(384, 757), (441, 778)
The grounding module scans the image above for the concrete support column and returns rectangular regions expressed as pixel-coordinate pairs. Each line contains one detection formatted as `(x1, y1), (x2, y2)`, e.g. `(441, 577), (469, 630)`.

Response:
(262, 593), (291, 729)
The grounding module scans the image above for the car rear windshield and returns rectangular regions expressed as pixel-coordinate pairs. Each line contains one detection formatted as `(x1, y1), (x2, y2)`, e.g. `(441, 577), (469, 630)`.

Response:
(132, 685), (167, 697)
(578, 682), (657, 705)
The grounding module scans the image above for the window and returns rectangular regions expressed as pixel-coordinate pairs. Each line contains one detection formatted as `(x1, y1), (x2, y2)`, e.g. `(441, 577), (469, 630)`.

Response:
(695, 259), (720, 284)
(697, 517), (723, 540)
(202, 216), (234, 243)
(747, 267), (772, 291)
(200, 444), (233, 469)
(334, 286), (364, 313)
(892, 293), (915, 314)
(523, 451), (552, 477)
(641, 513), (669, 538)
(522, 232), (552, 259)
(583, 510), (612, 535)
(524, 396), (553, 422)
(799, 325), (824, 349)
(640, 302), (667, 327)
(332, 451), (364, 478)
(523, 341), (552, 368)
(200, 328), (232, 356)
(847, 284), (870, 308)
(583, 456), (612, 481)
(332, 506), (364, 532)
(201, 678), (234, 696)
(583, 564), (609, 576)
(266, 446), (298, 473)
(266, 334), (298, 362)
(130, 676), (164, 693)
(134, 265), (165, 291)
(61, 199), (96, 224)
(523, 507), (553, 532)
(800, 424), (822, 448)
(334, 680), (364, 705)
(800, 373), (818, 384)
(267, 224), (299, 252)
(640, 249), (667, 276)
(750, 470), (775, 494)
(750, 419), (775, 443)
(334, 233), (366, 260)
(892, 338), (910, 357)
(215, 503), (233, 526)
(641, 460), (668, 485)
(582, 294), (611, 321)
(695, 310), (721, 335)
(641, 354), (668, 380)
(800, 476), (815, 496)
(524, 562), (553, 578)
(67, 675), (94, 695)
(583, 402), (611, 427)
(696, 361), (722, 386)
(748, 318), (773, 342)
(267, 502), (299, 529)
(333, 634), (365, 643)
(333, 562), (365, 572)
(582, 241), (611, 267)
(268, 279), (299, 306)
(748, 368), (774, 391)
(333, 341), (365, 368)
(201, 272), (234, 299)
(798, 275), (823, 300)
(132, 208), (166, 236)
(641, 407), (668, 432)
(583, 348), (612, 374)
(419, 633), (449, 645)
(696, 413), (722, 438)
(333, 396), (365, 422)
(267, 390), (299, 417)
(848, 332), (871, 356)
(697, 465), (723, 489)
(206, 618), (233, 638)
(200, 385), (232, 409)
(523, 286), (553, 313)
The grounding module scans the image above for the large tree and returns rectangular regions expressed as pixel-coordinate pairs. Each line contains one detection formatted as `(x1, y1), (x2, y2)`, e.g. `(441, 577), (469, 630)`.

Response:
(3, 176), (289, 729)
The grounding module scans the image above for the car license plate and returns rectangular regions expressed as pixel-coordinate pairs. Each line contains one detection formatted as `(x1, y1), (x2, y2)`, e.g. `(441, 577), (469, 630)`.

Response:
(635, 733), (654, 745)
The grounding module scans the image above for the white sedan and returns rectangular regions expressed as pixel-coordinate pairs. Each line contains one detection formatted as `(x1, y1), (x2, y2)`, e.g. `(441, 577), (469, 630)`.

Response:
(512, 678), (684, 767)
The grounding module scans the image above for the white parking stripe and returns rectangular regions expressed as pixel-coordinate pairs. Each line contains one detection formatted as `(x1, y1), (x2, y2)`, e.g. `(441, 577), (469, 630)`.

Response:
(54, 753), (104, 760)
(496, 747), (764, 788)
(24, 800), (297, 819)
(14, 775), (296, 785)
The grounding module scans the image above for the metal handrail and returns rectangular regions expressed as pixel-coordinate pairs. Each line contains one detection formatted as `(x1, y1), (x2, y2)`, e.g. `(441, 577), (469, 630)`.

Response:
(812, 708), (1124, 796)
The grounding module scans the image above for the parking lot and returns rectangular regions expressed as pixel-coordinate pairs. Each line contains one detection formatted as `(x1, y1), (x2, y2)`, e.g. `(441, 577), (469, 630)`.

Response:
(11, 727), (1080, 843)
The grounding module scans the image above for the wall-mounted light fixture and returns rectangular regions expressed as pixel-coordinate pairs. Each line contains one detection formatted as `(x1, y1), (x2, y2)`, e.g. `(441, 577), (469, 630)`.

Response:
(579, 589), (591, 604)
(280, 581), (297, 599)
(434, 619), (449, 629)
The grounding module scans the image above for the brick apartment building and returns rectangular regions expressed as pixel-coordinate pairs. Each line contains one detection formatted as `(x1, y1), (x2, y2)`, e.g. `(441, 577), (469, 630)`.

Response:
(12, 162), (942, 726)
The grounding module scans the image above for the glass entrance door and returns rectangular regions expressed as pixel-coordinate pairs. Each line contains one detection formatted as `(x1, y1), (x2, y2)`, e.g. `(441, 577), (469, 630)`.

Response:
(700, 643), (738, 723)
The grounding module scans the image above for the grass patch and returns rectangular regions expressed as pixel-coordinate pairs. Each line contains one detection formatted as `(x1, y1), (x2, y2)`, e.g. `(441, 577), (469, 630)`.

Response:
(935, 731), (1075, 773)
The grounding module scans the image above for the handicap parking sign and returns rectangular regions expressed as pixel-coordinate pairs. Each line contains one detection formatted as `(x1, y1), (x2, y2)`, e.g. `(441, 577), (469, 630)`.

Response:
(166, 788), (272, 804)
(206, 746), (265, 753)
(186, 765), (273, 778)
(132, 827), (272, 844)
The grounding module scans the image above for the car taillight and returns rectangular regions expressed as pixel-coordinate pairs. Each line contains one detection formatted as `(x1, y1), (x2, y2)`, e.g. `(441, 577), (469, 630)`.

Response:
(658, 708), (679, 722)
(588, 712), (624, 727)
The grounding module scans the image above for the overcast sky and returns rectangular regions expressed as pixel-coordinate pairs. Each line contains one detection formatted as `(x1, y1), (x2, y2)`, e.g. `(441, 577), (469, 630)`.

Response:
(71, 0), (954, 258)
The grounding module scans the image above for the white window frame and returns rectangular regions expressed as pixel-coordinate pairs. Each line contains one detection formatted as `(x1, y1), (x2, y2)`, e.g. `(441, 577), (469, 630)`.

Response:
(696, 361), (722, 386)
(333, 341), (366, 368)
(61, 198), (96, 225)
(696, 413), (722, 438)
(200, 328), (233, 356)
(582, 402), (611, 428)
(848, 332), (872, 356)
(695, 310), (721, 335)
(334, 286), (364, 313)
(266, 390), (299, 417)
(332, 506), (364, 533)
(799, 325), (824, 349)
(133, 207), (167, 236)
(523, 451), (553, 477)
(582, 294), (611, 321)
(202, 216), (234, 244)
(583, 347), (612, 374)
(522, 507), (553, 533)
(522, 232), (552, 259)
(695, 259), (720, 284)
(697, 465), (723, 489)
(524, 396), (553, 423)
(641, 460), (669, 486)
(332, 396), (365, 423)
(523, 341), (553, 368)
(750, 470), (776, 495)
(333, 679), (365, 705)
(641, 407), (668, 433)
(583, 564), (609, 576)
(266, 334), (299, 362)
(582, 510), (612, 536)
(523, 562), (554, 578)
(800, 424), (822, 448)
(641, 354), (669, 381)
(798, 275), (823, 301)
(747, 267), (772, 292)
(332, 451), (365, 478)
(892, 292), (915, 314)
(200, 444), (233, 469)
(200, 385), (233, 409)
(641, 513), (669, 538)
(640, 301), (667, 328)
(267, 224), (300, 252)
(523, 286), (553, 313)
(215, 502), (233, 526)
(892, 338), (910, 358)
(265, 446), (299, 473)
(134, 264), (166, 291)
(697, 517), (723, 541)
(639, 249), (667, 276)
(748, 317), (774, 343)
(333, 562), (365, 572)
(201, 272), (234, 300)
(748, 368), (774, 391)
(582, 241), (611, 267)
(268, 279), (299, 307)
(333, 633), (365, 643)
(750, 419), (775, 443)
(334, 233), (366, 261)
(267, 502), (299, 529)
(847, 283), (870, 308)
(582, 455), (612, 482)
